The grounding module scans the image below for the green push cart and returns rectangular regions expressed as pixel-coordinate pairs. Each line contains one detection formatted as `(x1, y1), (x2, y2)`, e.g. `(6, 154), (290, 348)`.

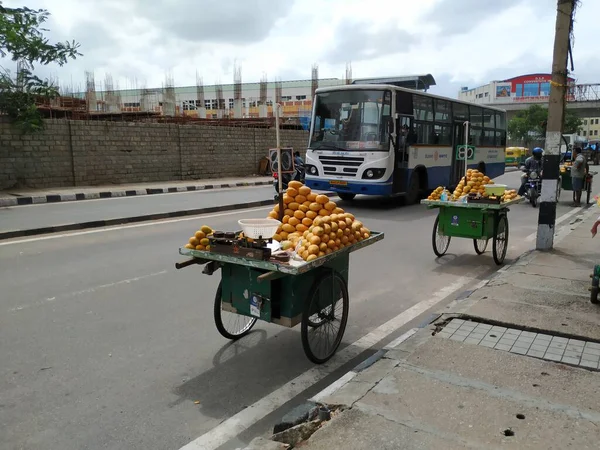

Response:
(175, 232), (384, 364)
(559, 167), (597, 205)
(421, 198), (523, 265)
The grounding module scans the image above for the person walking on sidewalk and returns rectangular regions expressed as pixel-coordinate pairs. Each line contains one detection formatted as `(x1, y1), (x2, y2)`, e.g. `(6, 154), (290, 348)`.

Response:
(571, 147), (586, 207)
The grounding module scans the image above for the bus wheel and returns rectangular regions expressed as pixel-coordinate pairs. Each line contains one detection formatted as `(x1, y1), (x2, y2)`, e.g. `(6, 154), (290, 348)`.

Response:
(338, 193), (356, 201)
(405, 172), (420, 205)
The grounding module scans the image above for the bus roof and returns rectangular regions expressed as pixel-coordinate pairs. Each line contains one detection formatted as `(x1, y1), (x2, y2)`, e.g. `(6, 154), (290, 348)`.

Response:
(314, 83), (507, 114)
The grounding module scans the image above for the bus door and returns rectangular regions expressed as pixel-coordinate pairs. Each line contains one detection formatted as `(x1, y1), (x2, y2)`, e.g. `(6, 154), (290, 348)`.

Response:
(392, 115), (412, 193)
(450, 121), (466, 187)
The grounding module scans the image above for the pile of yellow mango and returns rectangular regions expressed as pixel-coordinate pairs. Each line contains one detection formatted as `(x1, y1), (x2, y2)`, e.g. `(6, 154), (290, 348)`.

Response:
(267, 181), (371, 262)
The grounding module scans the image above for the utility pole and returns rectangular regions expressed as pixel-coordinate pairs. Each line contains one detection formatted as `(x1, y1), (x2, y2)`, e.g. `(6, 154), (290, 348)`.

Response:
(536, 0), (578, 250)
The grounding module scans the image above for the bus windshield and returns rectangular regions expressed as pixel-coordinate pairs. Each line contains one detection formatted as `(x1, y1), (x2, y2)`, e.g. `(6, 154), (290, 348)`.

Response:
(310, 89), (392, 151)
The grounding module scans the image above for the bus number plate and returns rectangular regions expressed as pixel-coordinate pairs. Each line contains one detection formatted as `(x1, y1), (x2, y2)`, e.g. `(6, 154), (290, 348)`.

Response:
(330, 180), (348, 186)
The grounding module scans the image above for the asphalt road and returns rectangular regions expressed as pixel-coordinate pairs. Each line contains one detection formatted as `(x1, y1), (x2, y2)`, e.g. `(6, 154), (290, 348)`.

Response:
(0, 185), (275, 234)
(0, 169), (594, 450)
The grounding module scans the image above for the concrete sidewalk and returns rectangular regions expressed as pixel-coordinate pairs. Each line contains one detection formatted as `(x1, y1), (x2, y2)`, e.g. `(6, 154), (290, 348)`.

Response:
(0, 176), (272, 207)
(251, 206), (600, 449)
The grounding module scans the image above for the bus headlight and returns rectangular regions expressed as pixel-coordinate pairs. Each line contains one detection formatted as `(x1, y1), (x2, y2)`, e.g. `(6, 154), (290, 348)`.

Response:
(362, 168), (385, 180)
(306, 165), (318, 175)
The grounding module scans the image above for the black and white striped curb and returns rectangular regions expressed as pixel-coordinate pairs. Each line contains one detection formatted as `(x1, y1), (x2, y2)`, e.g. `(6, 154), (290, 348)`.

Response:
(0, 198), (277, 240)
(0, 180), (272, 208)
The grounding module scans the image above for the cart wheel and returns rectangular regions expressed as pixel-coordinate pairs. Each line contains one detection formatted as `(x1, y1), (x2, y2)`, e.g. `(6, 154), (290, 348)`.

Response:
(492, 215), (509, 266)
(214, 282), (257, 340)
(473, 238), (488, 255)
(591, 277), (599, 304)
(301, 270), (349, 364)
(432, 215), (451, 257)
(529, 188), (538, 207)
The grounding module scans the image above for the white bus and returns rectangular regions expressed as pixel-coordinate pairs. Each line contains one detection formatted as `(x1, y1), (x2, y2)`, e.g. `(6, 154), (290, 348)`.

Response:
(304, 84), (507, 203)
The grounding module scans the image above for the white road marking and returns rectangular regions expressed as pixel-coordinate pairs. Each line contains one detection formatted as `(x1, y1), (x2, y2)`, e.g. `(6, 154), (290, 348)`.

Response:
(384, 328), (419, 350)
(0, 206), (272, 246)
(311, 371), (357, 403)
(524, 207), (584, 242)
(179, 276), (475, 450)
(8, 270), (169, 312)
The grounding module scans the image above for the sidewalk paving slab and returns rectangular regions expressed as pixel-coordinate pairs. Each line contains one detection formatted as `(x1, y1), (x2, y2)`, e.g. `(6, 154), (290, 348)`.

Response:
(258, 204), (600, 449)
(0, 176), (273, 207)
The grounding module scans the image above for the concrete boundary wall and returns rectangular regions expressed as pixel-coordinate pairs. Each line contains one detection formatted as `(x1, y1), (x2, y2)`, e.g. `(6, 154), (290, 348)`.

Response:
(0, 119), (308, 189)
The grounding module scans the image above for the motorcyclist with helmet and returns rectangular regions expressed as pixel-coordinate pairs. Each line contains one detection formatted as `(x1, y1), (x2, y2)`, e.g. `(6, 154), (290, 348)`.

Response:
(518, 147), (544, 196)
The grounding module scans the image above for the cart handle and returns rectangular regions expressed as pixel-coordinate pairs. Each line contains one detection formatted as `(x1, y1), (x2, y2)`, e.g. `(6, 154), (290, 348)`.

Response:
(175, 258), (202, 270)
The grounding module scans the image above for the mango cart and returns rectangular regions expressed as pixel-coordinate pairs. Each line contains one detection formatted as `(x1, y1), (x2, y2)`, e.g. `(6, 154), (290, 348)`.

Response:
(559, 165), (597, 204)
(421, 198), (523, 265)
(175, 223), (384, 364)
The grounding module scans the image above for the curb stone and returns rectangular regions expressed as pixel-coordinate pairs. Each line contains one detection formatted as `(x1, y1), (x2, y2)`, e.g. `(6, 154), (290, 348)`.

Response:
(0, 199), (276, 240)
(0, 180), (273, 208)
(299, 203), (599, 415)
(0, 191), (341, 240)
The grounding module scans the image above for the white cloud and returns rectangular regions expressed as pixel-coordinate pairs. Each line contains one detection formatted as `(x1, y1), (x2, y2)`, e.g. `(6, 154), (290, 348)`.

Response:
(1, 0), (598, 97)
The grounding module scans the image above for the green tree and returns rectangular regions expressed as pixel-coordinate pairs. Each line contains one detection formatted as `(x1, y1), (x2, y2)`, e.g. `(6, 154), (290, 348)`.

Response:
(508, 104), (584, 146)
(0, 2), (81, 132)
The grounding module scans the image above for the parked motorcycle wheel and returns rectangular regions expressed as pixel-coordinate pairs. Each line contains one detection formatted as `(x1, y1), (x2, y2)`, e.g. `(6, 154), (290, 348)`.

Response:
(529, 188), (538, 207)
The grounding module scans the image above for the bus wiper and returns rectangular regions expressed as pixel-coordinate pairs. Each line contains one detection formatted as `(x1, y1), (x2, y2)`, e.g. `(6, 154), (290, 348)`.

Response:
(313, 142), (346, 151)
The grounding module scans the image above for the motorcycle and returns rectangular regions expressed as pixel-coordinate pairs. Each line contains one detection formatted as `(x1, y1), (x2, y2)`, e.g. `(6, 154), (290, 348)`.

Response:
(523, 170), (542, 207)
(273, 162), (305, 201)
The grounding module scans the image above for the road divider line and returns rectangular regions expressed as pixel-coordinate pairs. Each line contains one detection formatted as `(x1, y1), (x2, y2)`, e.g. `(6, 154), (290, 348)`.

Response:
(8, 270), (168, 313)
(179, 276), (476, 450)
(0, 206), (273, 246)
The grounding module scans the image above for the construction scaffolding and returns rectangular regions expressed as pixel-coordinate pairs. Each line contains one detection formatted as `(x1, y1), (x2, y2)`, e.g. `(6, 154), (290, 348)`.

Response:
(85, 71), (97, 112)
(233, 62), (243, 118)
(215, 80), (225, 119)
(162, 73), (176, 117)
(196, 73), (206, 118)
(311, 64), (319, 100)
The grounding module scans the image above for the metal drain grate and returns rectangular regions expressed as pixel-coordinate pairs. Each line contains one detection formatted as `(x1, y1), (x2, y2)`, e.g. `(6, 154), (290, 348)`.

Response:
(436, 319), (600, 370)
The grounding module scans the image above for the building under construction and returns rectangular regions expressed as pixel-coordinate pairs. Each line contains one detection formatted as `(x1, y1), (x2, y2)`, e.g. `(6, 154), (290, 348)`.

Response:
(34, 67), (437, 127)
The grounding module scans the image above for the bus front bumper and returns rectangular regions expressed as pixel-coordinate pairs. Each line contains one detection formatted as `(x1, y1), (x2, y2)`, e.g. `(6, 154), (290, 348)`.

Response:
(306, 177), (394, 196)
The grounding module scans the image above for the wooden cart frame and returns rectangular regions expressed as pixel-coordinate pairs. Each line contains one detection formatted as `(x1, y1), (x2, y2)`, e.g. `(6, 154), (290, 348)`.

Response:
(421, 198), (523, 265)
(176, 231), (384, 364)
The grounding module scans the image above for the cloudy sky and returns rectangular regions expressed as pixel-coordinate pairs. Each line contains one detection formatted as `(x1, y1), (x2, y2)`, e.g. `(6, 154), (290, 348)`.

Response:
(2, 0), (599, 97)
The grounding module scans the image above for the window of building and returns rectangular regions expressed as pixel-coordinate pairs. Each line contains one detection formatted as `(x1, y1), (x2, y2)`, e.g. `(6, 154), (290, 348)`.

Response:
(596, 119), (599, 125)
(211, 99), (218, 109)
(281, 96), (292, 101)
(595, 130), (599, 136)
(584, 119), (588, 125)
(484, 92), (489, 97)
(229, 99), (234, 109)
(583, 131), (587, 136)
(413, 95), (433, 121)
(515, 84), (523, 97)
(123, 102), (140, 108)
(523, 83), (539, 97)
(204, 100), (211, 109)
(266, 100), (273, 106)
(296, 95), (307, 100)
(218, 99), (226, 109)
